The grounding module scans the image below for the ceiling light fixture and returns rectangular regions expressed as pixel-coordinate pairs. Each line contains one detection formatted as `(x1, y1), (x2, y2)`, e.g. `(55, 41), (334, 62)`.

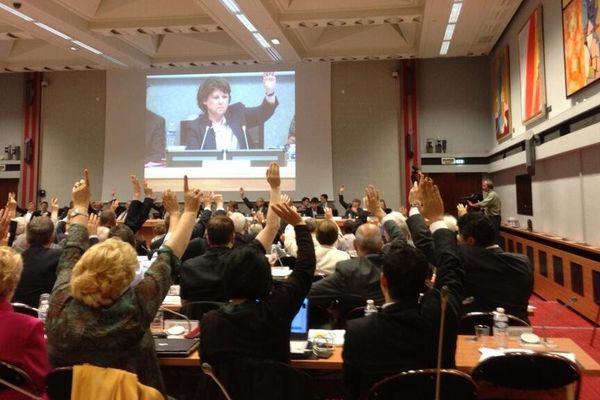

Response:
(448, 2), (463, 24)
(440, 41), (450, 55)
(253, 33), (270, 48)
(34, 22), (72, 40)
(220, 0), (240, 13)
(236, 14), (257, 32)
(271, 38), (280, 45)
(72, 40), (102, 55)
(0, 3), (33, 21)
(443, 24), (455, 41)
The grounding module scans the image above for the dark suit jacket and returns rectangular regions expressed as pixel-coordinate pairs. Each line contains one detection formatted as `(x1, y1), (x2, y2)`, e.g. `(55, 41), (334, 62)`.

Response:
(342, 229), (464, 400)
(13, 245), (63, 307)
(184, 99), (278, 150)
(301, 206), (324, 218)
(407, 213), (532, 321)
(242, 197), (268, 216)
(0, 301), (50, 399)
(180, 246), (232, 302)
(460, 245), (533, 321)
(31, 210), (51, 218)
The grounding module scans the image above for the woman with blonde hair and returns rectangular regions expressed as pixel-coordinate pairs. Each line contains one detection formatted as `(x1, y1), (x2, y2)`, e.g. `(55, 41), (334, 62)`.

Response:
(0, 244), (50, 399)
(46, 170), (202, 396)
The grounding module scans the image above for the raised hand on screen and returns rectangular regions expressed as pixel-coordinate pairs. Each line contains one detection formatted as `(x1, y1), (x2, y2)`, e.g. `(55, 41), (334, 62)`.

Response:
(263, 72), (276, 96)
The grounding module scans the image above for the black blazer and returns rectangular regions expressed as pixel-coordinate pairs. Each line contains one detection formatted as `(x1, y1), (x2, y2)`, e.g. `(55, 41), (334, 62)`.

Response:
(184, 99), (278, 150)
(13, 245), (64, 307)
(301, 206), (324, 218)
(342, 228), (464, 400)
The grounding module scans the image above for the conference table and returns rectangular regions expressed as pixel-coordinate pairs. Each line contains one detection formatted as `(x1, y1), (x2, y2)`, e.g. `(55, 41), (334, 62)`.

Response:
(158, 335), (600, 376)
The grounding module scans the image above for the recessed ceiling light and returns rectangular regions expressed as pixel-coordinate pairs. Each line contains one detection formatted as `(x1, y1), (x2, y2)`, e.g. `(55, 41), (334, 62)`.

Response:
(448, 3), (463, 24)
(69, 46), (78, 51)
(444, 24), (455, 41)
(271, 38), (280, 45)
(440, 41), (450, 55)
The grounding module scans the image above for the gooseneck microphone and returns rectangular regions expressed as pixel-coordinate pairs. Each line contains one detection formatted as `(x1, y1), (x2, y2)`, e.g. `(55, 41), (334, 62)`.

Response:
(435, 285), (449, 400)
(541, 296), (578, 347)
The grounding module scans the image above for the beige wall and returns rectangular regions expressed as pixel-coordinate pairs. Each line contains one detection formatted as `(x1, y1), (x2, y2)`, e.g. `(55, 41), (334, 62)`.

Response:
(39, 71), (106, 202)
(0, 74), (24, 153)
(331, 61), (402, 210)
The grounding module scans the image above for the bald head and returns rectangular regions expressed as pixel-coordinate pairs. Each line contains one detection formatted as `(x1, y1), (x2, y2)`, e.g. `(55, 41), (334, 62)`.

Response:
(354, 223), (382, 256)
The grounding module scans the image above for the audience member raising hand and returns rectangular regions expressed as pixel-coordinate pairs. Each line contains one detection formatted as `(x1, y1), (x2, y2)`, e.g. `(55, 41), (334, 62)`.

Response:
(419, 178), (444, 224)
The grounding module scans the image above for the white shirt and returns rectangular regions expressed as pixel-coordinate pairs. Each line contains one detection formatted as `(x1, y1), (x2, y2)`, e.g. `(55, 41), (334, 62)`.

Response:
(315, 244), (350, 276)
(212, 117), (239, 150)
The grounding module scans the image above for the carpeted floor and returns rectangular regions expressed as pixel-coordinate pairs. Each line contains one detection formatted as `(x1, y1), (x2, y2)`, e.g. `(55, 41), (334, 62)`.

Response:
(528, 295), (600, 399)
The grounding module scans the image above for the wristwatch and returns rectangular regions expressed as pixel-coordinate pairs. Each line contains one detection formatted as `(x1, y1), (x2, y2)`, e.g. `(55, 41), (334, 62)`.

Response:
(69, 209), (89, 218)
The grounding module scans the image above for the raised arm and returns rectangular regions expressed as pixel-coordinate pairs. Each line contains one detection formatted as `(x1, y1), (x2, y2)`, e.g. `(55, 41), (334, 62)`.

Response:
(162, 176), (201, 258)
(338, 185), (349, 210)
(255, 163), (282, 251)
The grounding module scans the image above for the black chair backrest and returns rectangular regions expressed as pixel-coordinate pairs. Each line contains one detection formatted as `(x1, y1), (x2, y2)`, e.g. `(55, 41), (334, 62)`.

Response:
(335, 294), (367, 328)
(471, 352), (581, 398)
(11, 303), (39, 318)
(180, 301), (225, 321)
(0, 360), (40, 397)
(364, 368), (477, 400)
(45, 367), (73, 400)
(200, 357), (313, 400)
(459, 311), (529, 335)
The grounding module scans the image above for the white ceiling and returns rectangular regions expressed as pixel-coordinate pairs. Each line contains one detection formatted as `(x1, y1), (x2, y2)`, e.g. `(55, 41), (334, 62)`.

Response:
(0, 0), (523, 72)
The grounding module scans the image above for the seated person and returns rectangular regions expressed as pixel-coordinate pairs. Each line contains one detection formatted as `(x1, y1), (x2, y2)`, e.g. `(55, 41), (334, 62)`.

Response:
(229, 211), (256, 248)
(310, 223), (386, 305)
(339, 219), (356, 252)
(457, 211), (533, 322)
(338, 185), (367, 221)
(320, 193), (337, 216)
(32, 201), (51, 218)
(343, 180), (464, 400)
(302, 197), (324, 218)
(201, 163), (316, 366)
(240, 187), (268, 216)
(12, 216), (63, 308)
(297, 197), (310, 214)
(0, 246), (50, 399)
(46, 170), (201, 396)
(180, 215), (235, 303)
(283, 217), (319, 258)
(314, 219), (350, 276)
(184, 74), (278, 150)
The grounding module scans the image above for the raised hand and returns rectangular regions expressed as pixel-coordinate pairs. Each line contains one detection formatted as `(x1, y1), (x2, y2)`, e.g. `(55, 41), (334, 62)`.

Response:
(270, 203), (303, 226)
(280, 193), (291, 206)
(339, 185), (345, 194)
(72, 169), (91, 209)
(239, 187), (245, 198)
(131, 175), (141, 200)
(87, 214), (99, 236)
(202, 191), (214, 209)
(162, 189), (179, 215)
(408, 180), (421, 206)
(144, 180), (153, 199)
(266, 162), (280, 189)
(0, 208), (13, 245)
(457, 203), (467, 217)
(6, 192), (17, 212)
(213, 194), (224, 208)
(420, 178), (444, 224)
(183, 175), (201, 213)
(324, 207), (333, 220)
(263, 72), (276, 95)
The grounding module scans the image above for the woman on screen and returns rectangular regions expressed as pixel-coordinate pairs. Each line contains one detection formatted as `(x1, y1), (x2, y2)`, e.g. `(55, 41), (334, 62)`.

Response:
(184, 72), (278, 150)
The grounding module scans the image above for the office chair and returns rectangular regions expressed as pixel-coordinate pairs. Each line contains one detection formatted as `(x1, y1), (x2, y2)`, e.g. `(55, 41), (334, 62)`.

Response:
(45, 366), (72, 400)
(459, 311), (529, 335)
(471, 351), (581, 399)
(11, 302), (40, 318)
(363, 368), (477, 400)
(180, 301), (225, 321)
(200, 357), (313, 400)
(0, 360), (41, 400)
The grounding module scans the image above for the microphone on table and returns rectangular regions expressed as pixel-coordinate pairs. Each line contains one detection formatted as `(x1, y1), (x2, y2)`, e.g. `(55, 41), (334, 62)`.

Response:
(159, 306), (192, 336)
(541, 296), (578, 347)
(435, 285), (449, 400)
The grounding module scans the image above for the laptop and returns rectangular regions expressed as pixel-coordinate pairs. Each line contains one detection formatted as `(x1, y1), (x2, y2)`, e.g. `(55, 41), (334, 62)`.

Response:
(154, 338), (199, 357)
(290, 298), (311, 358)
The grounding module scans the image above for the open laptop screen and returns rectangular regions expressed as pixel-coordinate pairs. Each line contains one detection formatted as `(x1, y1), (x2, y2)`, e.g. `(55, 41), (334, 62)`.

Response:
(290, 298), (309, 335)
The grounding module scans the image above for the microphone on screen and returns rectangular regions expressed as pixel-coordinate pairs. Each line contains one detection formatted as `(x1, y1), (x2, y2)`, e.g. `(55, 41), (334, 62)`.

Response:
(540, 296), (578, 347)
(435, 285), (449, 400)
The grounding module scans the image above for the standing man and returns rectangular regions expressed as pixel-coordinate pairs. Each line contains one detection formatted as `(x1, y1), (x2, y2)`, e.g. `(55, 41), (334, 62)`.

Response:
(469, 179), (501, 245)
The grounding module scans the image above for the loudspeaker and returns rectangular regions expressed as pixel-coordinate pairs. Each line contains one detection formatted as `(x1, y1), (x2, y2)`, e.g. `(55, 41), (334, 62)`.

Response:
(525, 135), (537, 176)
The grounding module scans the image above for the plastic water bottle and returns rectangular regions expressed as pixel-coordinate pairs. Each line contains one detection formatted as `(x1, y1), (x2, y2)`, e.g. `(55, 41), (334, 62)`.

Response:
(364, 299), (378, 317)
(287, 143), (296, 163)
(166, 122), (177, 147)
(493, 307), (508, 348)
(38, 299), (49, 323)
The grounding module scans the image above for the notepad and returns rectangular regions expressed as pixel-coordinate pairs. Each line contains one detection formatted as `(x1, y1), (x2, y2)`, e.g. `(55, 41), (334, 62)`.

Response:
(309, 329), (346, 346)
